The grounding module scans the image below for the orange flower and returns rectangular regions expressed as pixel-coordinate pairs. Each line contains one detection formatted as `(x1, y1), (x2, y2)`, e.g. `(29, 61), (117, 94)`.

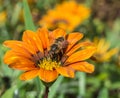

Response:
(39, 1), (90, 32)
(3, 28), (96, 83)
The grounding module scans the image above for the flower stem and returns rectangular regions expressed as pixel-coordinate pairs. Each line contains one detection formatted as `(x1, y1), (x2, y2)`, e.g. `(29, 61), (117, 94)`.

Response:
(44, 86), (49, 98)
(78, 72), (86, 98)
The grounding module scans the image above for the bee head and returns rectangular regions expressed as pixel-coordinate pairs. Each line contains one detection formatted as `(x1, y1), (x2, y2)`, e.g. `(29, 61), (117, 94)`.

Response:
(55, 37), (64, 42)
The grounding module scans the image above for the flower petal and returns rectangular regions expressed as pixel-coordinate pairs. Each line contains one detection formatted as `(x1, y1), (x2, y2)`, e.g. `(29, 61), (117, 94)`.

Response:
(66, 32), (83, 52)
(56, 66), (75, 78)
(9, 63), (36, 71)
(4, 50), (32, 64)
(4, 50), (37, 71)
(102, 48), (118, 61)
(22, 30), (43, 53)
(37, 28), (50, 49)
(49, 28), (66, 39)
(39, 68), (58, 82)
(65, 45), (96, 64)
(7, 56), (36, 71)
(3, 40), (32, 56)
(68, 61), (94, 73)
(66, 41), (93, 56)
(20, 69), (39, 80)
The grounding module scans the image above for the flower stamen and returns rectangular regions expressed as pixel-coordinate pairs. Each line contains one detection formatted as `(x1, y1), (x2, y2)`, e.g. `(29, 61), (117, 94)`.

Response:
(38, 58), (60, 70)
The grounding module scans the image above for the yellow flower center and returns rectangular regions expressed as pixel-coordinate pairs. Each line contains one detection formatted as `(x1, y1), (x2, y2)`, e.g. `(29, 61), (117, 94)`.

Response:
(38, 58), (60, 70)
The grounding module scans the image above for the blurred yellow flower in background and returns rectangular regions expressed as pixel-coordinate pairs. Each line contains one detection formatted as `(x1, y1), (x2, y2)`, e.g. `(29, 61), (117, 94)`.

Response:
(39, 1), (90, 32)
(92, 37), (118, 62)
(0, 11), (7, 26)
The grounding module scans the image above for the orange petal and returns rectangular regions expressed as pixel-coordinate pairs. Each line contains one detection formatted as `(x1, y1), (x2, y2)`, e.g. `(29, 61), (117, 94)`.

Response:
(3, 40), (32, 57)
(20, 69), (39, 80)
(68, 61), (95, 73)
(39, 68), (58, 82)
(50, 28), (66, 39)
(37, 28), (50, 49)
(4, 50), (32, 64)
(66, 32), (83, 52)
(66, 41), (93, 56)
(22, 30), (43, 53)
(65, 45), (96, 64)
(4, 50), (18, 64)
(56, 66), (75, 78)
(7, 56), (36, 71)
(9, 63), (36, 71)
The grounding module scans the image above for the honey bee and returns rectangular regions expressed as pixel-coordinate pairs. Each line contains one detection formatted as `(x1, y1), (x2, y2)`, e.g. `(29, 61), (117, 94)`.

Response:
(48, 36), (69, 61)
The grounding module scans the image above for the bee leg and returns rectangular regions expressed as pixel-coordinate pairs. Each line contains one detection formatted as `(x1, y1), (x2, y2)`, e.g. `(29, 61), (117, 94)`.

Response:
(51, 53), (58, 61)
(60, 55), (68, 65)
(60, 49), (64, 55)
(44, 49), (48, 57)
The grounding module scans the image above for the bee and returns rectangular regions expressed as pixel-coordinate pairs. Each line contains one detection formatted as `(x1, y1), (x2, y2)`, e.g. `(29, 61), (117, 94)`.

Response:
(48, 36), (69, 61)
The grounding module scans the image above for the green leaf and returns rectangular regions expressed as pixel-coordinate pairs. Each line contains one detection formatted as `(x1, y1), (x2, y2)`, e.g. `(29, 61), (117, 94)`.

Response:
(98, 87), (109, 98)
(23, 0), (36, 31)
(110, 82), (120, 89)
(106, 19), (120, 48)
(11, 2), (22, 26)
(77, 72), (86, 97)
(49, 76), (64, 98)
(35, 77), (45, 98)
(1, 86), (16, 98)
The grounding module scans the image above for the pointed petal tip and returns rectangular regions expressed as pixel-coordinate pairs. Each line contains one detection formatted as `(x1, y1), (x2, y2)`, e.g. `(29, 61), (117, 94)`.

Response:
(87, 64), (95, 73)
(68, 61), (95, 74)
(37, 27), (48, 31)
(20, 75), (26, 81)
(19, 70), (39, 81)
(56, 67), (75, 78)
(3, 40), (13, 47)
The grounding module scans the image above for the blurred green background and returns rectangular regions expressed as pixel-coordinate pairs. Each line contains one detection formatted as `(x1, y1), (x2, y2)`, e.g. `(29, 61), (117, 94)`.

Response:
(0, 0), (120, 98)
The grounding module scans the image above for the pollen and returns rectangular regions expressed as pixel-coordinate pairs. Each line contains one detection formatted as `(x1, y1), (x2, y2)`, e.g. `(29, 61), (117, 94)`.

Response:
(38, 58), (60, 70)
